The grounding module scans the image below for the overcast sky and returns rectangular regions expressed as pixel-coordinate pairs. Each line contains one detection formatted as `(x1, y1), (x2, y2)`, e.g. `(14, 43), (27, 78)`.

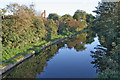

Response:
(0, 0), (101, 16)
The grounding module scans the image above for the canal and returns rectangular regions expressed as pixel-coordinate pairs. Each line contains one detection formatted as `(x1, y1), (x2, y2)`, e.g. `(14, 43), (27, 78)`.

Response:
(3, 31), (112, 78)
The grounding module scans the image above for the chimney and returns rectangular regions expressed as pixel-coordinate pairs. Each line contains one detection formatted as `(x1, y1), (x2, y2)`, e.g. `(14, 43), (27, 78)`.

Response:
(44, 10), (46, 18)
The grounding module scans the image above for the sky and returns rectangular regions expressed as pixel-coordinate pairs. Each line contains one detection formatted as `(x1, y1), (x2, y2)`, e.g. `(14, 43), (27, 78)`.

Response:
(0, 0), (101, 17)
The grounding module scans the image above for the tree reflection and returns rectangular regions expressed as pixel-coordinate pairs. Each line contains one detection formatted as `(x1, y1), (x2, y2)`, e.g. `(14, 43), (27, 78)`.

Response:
(91, 43), (120, 78)
(4, 31), (96, 78)
(5, 44), (59, 78)
(66, 33), (87, 52)
(86, 30), (96, 44)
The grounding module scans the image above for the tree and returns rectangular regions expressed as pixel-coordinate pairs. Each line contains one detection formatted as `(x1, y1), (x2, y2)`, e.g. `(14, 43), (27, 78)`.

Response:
(86, 13), (95, 23)
(6, 3), (19, 15)
(73, 10), (86, 21)
(44, 19), (58, 40)
(47, 13), (59, 20)
(0, 8), (7, 16)
(60, 14), (73, 22)
(2, 3), (46, 48)
(92, 2), (119, 46)
(90, 2), (120, 78)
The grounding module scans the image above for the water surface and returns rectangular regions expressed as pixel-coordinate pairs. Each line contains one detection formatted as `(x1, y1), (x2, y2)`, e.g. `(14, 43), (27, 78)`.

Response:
(4, 32), (101, 78)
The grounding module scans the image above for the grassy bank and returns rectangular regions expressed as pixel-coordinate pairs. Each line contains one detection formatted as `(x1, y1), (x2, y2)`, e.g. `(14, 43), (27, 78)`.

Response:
(2, 30), (84, 66)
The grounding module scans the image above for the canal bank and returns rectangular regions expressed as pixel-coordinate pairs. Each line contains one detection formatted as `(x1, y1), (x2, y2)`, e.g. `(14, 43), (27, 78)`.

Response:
(2, 30), (99, 78)
(1, 30), (88, 76)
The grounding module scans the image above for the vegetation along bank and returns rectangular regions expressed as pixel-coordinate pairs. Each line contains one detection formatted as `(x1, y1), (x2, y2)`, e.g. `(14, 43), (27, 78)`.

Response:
(0, 3), (94, 73)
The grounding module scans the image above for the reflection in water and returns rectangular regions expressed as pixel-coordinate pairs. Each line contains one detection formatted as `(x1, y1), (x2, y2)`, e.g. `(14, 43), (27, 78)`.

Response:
(4, 32), (100, 78)
(5, 44), (59, 78)
(4, 28), (119, 78)
(38, 34), (100, 78)
(66, 33), (87, 51)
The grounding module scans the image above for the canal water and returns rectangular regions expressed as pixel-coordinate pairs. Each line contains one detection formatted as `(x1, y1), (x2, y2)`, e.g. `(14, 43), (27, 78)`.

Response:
(4, 32), (103, 78)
